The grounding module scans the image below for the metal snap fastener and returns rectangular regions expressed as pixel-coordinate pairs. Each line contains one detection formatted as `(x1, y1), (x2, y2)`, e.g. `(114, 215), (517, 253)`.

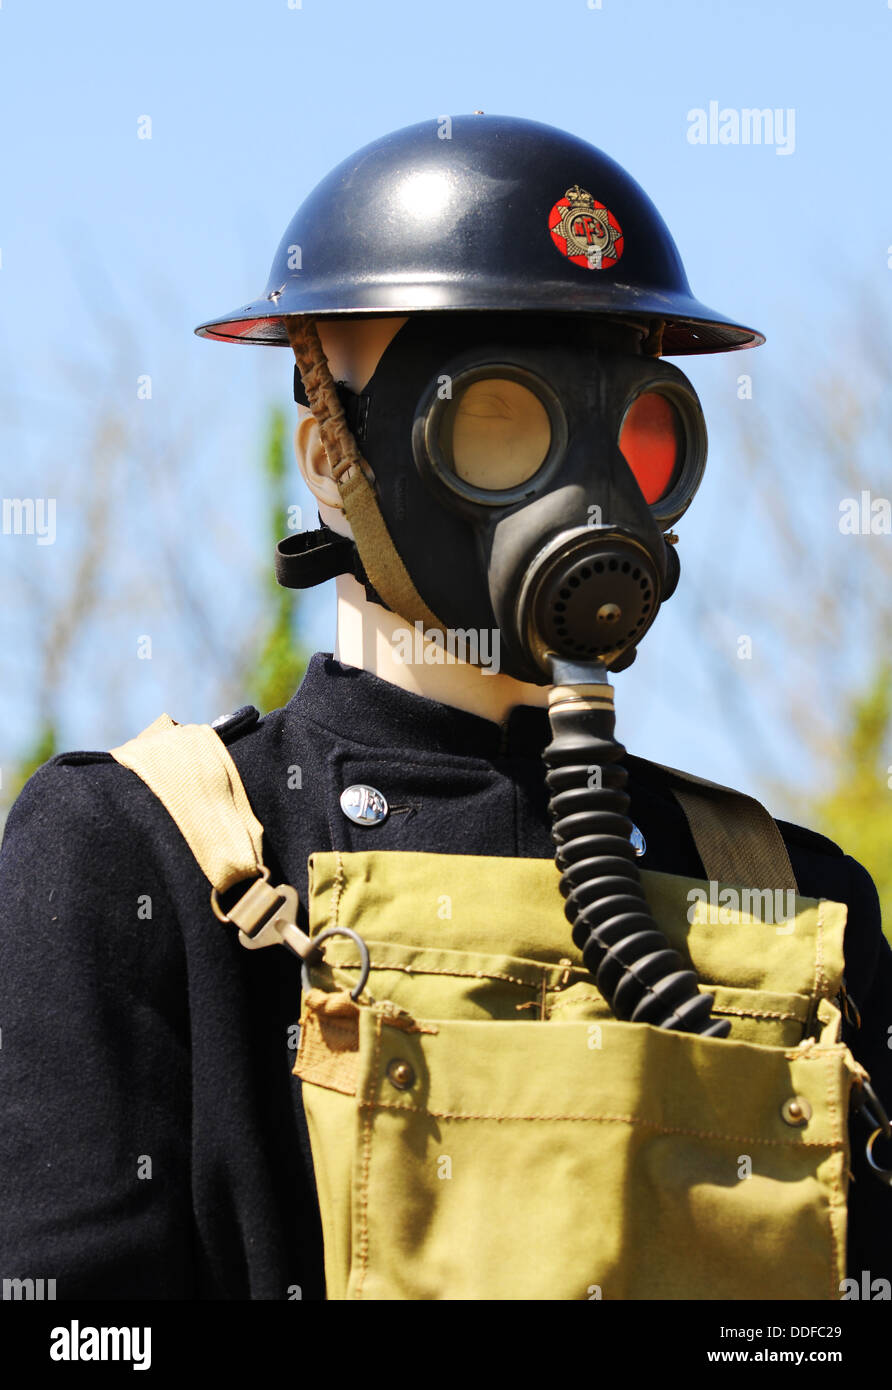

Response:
(387, 1058), (415, 1091)
(781, 1096), (812, 1127)
(629, 823), (646, 857)
(340, 784), (389, 826)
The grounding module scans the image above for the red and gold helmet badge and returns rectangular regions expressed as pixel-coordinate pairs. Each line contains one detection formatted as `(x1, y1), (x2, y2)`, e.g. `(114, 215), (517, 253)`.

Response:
(548, 185), (624, 271)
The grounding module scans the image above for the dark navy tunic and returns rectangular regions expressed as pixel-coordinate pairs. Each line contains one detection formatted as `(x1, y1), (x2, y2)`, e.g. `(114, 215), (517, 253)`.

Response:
(1, 654), (889, 1298)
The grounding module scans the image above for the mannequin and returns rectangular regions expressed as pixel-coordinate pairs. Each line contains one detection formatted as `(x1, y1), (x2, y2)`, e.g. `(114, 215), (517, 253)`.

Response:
(292, 315), (551, 724)
(2, 112), (888, 1307)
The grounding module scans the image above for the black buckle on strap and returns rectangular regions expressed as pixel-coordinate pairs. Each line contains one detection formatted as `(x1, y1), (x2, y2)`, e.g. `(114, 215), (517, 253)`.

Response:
(274, 525), (388, 612)
(293, 368), (370, 441)
(275, 528), (357, 589)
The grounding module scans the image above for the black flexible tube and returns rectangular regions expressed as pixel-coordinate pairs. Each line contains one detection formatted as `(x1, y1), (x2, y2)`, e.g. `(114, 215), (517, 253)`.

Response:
(544, 659), (730, 1038)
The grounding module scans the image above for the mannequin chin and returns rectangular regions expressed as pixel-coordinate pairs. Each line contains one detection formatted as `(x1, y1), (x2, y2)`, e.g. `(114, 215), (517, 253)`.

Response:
(292, 316), (550, 723)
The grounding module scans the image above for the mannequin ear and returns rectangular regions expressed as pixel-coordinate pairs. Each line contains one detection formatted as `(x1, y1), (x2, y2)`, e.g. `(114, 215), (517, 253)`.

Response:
(293, 412), (343, 511)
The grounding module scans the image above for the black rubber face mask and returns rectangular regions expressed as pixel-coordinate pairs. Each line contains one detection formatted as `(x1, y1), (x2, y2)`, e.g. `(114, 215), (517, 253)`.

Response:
(291, 313), (708, 685)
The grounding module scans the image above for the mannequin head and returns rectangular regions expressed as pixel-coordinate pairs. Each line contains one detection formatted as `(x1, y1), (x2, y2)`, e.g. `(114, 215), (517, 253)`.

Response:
(196, 114), (761, 723)
(292, 315), (551, 721)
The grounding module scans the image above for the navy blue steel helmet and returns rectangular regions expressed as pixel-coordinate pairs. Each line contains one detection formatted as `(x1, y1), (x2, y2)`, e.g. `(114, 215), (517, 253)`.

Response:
(195, 113), (763, 355)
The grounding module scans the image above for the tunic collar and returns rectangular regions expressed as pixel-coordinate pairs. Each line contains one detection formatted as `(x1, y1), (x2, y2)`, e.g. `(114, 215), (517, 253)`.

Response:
(288, 653), (551, 761)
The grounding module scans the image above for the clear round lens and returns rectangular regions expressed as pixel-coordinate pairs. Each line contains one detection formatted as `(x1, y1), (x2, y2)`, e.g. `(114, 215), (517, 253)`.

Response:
(438, 377), (552, 490)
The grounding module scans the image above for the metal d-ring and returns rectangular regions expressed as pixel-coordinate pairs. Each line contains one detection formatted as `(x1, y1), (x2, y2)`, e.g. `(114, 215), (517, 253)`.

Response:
(300, 926), (371, 1002)
(865, 1128), (892, 1186)
(853, 1078), (892, 1185)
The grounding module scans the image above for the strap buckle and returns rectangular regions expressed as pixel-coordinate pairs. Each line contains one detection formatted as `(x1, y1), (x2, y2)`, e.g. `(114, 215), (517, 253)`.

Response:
(210, 868), (315, 961)
(210, 874), (372, 1001)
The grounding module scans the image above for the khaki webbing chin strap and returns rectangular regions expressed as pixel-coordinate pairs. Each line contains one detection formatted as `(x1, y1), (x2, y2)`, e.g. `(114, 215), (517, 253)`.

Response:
(109, 717), (315, 960)
(285, 314), (448, 636)
(657, 762), (798, 893)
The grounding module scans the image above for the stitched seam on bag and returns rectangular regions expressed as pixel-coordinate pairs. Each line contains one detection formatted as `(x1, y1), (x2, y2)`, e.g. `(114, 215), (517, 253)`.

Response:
(712, 1006), (805, 1022)
(428, 990), (806, 1023)
(359, 1102), (840, 1147)
(545, 1001), (806, 1032)
(547, 992), (604, 1016)
(824, 1050), (841, 1149)
(329, 851), (346, 932)
(347, 961), (542, 990)
(354, 1012), (381, 1301)
(375, 1006), (439, 1035)
(814, 901), (827, 1001)
(330, 960), (598, 991)
(824, 1052), (843, 1300)
(782, 1043), (842, 1061)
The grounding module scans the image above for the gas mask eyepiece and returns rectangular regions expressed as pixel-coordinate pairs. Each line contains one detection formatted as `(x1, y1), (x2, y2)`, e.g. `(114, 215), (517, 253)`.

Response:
(414, 365), (568, 510)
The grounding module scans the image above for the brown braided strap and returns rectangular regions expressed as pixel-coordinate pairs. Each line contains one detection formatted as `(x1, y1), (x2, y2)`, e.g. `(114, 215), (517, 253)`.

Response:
(285, 315), (447, 635)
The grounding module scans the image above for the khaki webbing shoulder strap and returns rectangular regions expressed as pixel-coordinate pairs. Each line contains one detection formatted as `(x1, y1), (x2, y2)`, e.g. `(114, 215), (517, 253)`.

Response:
(111, 714), (265, 892)
(654, 760), (798, 893)
(109, 715), (313, 958)
(109, 714), (797, 943)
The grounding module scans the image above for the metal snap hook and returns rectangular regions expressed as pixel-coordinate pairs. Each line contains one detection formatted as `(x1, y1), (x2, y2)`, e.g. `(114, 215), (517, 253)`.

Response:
(300, 926), (371, 1002)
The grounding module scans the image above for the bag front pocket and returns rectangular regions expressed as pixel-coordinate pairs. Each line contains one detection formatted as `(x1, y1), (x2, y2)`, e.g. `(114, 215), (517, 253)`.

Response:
(298, 849), (855, 1300)
(297, 989), (854, 1301)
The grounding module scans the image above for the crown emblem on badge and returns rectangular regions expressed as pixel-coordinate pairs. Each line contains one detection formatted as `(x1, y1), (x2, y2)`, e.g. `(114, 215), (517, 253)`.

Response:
(564, 184), (596, 212)
(548, 185), (624, 271)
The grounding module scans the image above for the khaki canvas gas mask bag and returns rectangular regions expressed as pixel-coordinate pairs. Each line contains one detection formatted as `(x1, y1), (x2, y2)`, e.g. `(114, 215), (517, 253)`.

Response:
(111, 714), (879, 1301)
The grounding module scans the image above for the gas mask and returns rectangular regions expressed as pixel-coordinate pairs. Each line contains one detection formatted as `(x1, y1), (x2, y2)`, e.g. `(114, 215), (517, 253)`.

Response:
(285, 313), (707, 685)
(285, 311), (729, 1038)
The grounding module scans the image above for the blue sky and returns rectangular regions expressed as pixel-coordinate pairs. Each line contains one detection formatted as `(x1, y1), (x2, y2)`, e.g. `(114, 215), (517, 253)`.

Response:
(1, 0), (890, 807)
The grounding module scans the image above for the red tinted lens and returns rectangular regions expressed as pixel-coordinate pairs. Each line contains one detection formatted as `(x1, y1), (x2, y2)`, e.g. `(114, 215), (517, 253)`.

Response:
(618, 393), (681, 504)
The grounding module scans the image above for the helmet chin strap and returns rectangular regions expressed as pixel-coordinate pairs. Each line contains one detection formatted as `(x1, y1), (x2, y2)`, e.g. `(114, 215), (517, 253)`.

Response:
(285, 314), (450, 639)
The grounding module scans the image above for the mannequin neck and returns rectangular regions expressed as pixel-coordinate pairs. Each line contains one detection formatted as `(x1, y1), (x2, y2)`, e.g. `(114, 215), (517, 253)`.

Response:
(332, 573), (550, 724)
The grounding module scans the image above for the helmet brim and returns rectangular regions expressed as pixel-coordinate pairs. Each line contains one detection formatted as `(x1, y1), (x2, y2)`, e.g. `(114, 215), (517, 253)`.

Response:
(194, 282), (763, 356)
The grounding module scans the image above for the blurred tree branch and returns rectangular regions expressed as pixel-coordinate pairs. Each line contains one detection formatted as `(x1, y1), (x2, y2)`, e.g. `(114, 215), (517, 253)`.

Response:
(0, 255), (309, 818)
(687, 296), (892, 935)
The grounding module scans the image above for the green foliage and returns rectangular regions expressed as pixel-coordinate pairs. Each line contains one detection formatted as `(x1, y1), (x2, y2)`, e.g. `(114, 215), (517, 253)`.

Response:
(808, 663), (892, 944)
(4, 722), (57, 811)
(249, 405), (311, 714)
